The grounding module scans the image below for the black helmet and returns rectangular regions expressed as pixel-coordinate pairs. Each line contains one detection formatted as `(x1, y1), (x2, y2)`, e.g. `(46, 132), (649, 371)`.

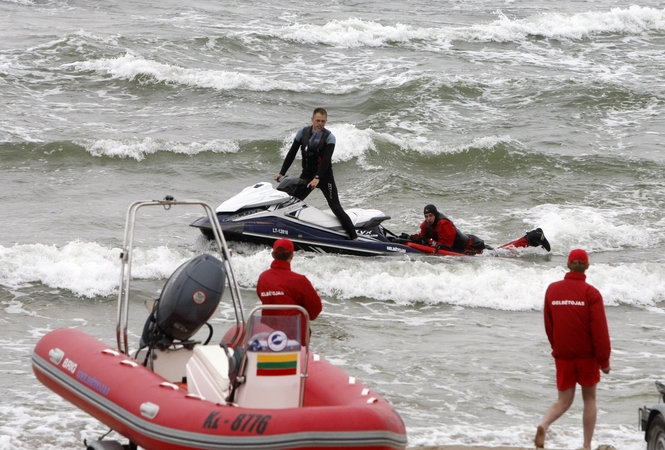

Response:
(424, 204), (440, 224)
(424, 204), (438, 216)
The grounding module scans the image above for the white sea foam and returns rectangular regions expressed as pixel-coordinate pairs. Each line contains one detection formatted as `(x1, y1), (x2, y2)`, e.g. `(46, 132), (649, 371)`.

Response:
(274, 18), (442, 48)
(408, 423), (643, 450)
(1, 0), (33, 6)
(80, 137), (239, 161)
(69, 53), (313, 92)
(222, 249), (665, 310)
(416, 135), (514, 156)
(475, 6), (665, 42)
(267, 7), (665, 49)
(279, 123), (383, 166)
(280, 124), (514, 164)
(2, 238), (664, 308)
(513, 203), (664, 252)
(0, 390), (117, 450)
(0, 242), (194, 298)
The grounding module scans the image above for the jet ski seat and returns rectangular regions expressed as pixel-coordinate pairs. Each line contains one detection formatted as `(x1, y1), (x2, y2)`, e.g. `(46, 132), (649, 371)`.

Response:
(297, 207), (390, 230)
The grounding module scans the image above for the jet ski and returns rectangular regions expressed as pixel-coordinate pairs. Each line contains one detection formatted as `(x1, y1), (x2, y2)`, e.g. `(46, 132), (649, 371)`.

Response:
(190, 178), (551, 257)
(190, 178), (415, 257)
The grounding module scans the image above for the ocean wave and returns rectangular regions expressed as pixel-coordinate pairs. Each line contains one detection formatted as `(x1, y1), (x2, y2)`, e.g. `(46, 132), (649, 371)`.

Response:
(269, 7), (665, 48)
(25, 29), (119, 55)
(0, 242), (194, 298)
(68, 53), (315, 92)
(278, 123), (384, 166)
(79, 137), (239, 161)
(234, 249), (665, 310)
(413, 135), (516, 156)
(273, 18), (444, 48)
(466, 6), (665, 42)
(1, 0), (34, 5)
(279, 124), (517, 165)
(3, 236), (663, 308)
(515, 203), (665, 251)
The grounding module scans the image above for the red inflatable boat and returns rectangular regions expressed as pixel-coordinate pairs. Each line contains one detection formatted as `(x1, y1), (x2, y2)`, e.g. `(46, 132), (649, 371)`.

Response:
(31, 198), (407, 450)
(33, 327), (405, 450)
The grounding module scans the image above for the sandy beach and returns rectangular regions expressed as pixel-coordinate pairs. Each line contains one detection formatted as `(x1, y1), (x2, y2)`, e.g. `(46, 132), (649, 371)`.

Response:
(410, 446), (617, 450)
(410, 447), (531, 450)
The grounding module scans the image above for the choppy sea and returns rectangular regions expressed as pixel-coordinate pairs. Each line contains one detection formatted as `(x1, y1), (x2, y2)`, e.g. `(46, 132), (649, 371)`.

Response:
(2, 0), (665, 449)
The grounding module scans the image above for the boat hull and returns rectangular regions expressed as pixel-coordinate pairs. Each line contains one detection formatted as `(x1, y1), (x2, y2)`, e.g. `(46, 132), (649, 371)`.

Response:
(32, 328), (407, 450)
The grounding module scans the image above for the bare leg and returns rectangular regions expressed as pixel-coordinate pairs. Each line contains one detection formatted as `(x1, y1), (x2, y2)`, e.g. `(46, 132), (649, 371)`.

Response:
(581, 385), (597, 450)
(535, 387), (575, 448)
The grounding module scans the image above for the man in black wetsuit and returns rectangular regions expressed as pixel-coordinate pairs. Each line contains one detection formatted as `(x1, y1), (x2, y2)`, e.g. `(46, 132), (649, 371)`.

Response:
(274, 108), (358, 240)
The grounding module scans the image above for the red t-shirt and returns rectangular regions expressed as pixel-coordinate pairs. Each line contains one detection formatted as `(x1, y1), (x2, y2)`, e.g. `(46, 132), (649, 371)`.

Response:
(544, 272), (611, 369)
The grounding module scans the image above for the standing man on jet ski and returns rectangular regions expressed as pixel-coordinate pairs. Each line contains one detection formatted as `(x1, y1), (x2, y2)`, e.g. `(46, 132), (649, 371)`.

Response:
(274, 108), (358, 240)
(406, 204), (488, 255)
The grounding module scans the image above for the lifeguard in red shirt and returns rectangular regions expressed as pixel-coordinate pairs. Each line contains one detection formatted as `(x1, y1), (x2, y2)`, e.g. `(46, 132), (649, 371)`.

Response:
(256, 238), (322, 344)
(534, 249), (611, 450)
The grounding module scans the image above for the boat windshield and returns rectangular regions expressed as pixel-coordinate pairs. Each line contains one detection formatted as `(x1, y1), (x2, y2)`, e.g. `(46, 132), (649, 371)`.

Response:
(246, 312), (303, 352)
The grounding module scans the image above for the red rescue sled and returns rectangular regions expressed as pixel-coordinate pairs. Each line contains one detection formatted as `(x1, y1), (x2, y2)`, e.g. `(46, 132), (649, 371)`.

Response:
(404, 228), (550, 257)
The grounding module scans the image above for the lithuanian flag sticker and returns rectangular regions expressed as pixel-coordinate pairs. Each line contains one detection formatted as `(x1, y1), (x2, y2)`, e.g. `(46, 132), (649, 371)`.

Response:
(256, 353), (298, 376)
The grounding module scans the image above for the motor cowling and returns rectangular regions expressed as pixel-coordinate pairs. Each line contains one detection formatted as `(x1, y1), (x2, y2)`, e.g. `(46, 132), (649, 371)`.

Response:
(140, 254), (225, 348)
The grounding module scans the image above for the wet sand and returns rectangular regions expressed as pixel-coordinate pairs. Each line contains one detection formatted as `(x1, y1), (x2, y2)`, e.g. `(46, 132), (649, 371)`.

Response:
(409, 447), (531, 450)
(410, 446), (617, 450)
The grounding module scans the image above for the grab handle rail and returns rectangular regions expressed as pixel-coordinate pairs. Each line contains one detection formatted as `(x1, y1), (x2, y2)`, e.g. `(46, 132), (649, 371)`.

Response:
(115, 197), (245, 355)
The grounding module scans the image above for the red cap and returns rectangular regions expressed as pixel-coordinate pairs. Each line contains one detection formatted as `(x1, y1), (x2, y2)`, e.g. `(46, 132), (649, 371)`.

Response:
(568, 248), (589, 264)
(273, 238), (294, 254)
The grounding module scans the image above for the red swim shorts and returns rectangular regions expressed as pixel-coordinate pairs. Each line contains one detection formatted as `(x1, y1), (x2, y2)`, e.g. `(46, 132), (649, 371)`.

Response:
(555, 358), (601, 390)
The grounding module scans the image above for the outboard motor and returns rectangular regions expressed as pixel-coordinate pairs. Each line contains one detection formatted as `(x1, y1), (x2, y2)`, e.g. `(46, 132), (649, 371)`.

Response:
(140, 254), (226, 351)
